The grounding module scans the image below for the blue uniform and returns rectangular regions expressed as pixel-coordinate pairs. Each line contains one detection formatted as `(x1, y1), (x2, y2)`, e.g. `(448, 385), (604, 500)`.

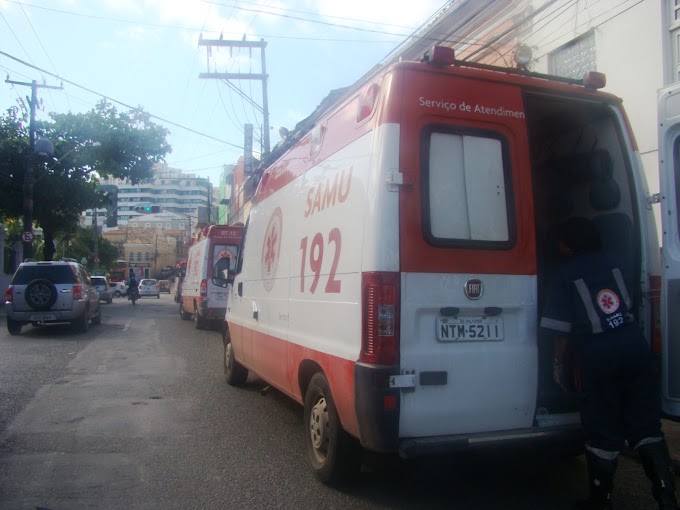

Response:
(540, 250), (662, 453)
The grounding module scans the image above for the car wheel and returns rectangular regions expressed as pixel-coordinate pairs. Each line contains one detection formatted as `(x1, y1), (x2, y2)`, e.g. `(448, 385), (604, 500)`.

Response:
(91, 307), (102, 326)
(223, 328), (248, 386)
(74, 308), (89, 333)
(304, 372), (362, 485)
(180, 302), (191, 320)
(7, 317), (22, 336)
(25, 278), (58, 311)
(114, 290), (121, 297)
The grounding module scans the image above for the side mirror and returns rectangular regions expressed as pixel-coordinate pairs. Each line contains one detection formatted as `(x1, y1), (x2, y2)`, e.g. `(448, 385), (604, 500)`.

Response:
(226, 269), (236, 285)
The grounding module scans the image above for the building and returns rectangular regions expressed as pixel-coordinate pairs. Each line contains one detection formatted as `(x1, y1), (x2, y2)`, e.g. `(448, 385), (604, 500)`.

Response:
(83, 164), (214, 229)
(119, 211), (193, 279)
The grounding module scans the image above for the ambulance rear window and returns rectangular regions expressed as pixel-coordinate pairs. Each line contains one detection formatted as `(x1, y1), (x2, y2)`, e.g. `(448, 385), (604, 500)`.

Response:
(422, 127), (514, 248)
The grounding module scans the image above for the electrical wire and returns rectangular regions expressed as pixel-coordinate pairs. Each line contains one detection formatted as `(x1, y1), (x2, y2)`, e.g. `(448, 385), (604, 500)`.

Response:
(0, 49), (244, 150)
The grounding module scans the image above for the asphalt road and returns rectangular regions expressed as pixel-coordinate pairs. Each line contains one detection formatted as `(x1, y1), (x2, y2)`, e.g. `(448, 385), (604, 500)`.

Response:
(0, 294), (663, 509)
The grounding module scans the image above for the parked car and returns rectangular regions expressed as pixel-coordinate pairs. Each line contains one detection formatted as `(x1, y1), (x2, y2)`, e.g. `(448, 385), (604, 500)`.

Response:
(4, 260), (102, 335)
(91, 276), (113, 304)
(112, 282), (129, 297)
(111, 282), (129, 297)
(138, 279), (160, 298)
(158, 280), (171, 293)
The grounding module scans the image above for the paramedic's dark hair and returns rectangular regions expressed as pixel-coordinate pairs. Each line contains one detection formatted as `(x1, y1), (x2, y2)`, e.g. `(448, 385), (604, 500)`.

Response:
(559, 217), (602, 253)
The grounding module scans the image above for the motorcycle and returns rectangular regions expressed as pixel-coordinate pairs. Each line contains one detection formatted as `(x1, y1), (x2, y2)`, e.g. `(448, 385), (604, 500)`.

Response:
(128, 286), (139, 305)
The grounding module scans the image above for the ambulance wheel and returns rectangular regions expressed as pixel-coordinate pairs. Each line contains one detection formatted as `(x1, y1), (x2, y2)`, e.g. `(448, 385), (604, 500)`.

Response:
(223, 330), (248, 386)
(179, 302), (191, 320)
(304, 372), (362, 485)
(194, 307), (206, 330)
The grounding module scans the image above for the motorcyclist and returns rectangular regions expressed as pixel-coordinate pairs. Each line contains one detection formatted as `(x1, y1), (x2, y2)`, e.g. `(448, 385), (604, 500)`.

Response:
(127, 274), (139, 300)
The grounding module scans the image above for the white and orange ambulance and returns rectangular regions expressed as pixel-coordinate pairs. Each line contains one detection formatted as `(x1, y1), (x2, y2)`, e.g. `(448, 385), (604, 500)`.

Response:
(223, 46), (673, 483)
(180, 225), (242, 330)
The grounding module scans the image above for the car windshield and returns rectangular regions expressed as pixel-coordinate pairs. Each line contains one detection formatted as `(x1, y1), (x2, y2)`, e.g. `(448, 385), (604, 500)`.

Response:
(12, 265), (79, 285)
(141, 280), (156, 285)
(92, 277), (107, 286)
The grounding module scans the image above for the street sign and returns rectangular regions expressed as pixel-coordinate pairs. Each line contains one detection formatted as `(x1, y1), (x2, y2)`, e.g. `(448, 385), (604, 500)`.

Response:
(21, 231), (33, 242)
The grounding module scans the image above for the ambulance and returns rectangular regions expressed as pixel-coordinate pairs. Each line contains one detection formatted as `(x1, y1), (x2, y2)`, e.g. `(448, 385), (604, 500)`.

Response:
(180, 225), (242, 330)
(223, 45), (674, 483)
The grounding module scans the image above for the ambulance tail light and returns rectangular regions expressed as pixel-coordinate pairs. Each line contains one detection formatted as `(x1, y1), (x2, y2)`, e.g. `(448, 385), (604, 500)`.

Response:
(356, 83), (380, 123)
(649, 275), (662, 354)
(427, 46), (456, 67)
(200, 279), (208, 298)
(5, 285), (13, 303)
(583, 71), (606, 89)
(361, 272), (400, 365)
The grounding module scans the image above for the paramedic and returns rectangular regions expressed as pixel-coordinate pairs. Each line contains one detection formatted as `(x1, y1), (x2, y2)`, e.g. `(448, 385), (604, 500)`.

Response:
(540, 217), (677, 510)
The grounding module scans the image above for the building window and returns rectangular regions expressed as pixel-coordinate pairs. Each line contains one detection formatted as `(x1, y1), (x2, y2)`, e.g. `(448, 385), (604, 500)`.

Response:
(165, 223), (171, 229)
(145, 223), (151, 228)
(145, 252), (150, 261)
(671, 0), (680, 81)
(128, 251), (134, 261)
(549, 31), (596, 79)
(132, 223), (138, 227)
(137, 252), (142, 261)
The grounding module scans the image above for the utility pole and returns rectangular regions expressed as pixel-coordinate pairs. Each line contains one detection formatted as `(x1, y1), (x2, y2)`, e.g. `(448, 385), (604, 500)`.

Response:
(93, 208), (99, 270)
(198, 37), (271, 155)
(5, 78), (62, 260)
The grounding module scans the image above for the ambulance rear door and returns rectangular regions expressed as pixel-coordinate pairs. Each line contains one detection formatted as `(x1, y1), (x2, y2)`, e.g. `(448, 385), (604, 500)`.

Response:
(658, 83), (680, 419)
(396, 67), (539, 438)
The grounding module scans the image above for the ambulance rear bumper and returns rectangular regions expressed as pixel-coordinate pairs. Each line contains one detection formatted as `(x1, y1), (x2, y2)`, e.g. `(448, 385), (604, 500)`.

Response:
(398, 424), (584, 459)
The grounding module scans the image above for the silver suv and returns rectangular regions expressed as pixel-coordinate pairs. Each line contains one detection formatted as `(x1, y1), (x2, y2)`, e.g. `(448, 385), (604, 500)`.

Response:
(4, 260), (102, 335)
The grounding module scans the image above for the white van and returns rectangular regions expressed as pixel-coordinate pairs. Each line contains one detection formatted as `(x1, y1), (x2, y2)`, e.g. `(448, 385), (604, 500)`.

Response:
(223, 46), (675, 483)
(180, 225), (242, 330)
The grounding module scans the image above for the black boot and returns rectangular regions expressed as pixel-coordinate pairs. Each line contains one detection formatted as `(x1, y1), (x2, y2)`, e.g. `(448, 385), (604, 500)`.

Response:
(637, 440), (679, 510)
(576, 449), (618, 510)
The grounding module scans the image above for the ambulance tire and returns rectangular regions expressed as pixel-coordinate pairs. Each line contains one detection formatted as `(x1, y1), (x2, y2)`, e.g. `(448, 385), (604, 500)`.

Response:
(223, 330), (248, 386)
(304, 372), (362, 485)
(194, 307), (206, 330)
(179, 302), (191, 320)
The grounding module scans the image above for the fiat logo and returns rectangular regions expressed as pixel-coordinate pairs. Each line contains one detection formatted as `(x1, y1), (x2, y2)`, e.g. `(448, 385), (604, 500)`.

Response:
(464, 278), (483, 300)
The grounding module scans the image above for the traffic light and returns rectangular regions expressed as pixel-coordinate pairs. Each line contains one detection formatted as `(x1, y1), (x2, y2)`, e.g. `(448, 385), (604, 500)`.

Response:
(134, 205), (161, 213)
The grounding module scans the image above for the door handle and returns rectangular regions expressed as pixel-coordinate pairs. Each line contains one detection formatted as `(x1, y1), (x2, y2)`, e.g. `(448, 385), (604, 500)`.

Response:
(238, 282), (243, 297)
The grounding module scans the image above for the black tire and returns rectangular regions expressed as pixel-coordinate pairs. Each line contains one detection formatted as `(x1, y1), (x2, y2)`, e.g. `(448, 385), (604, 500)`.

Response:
(91, 308), (101, 325)
(223, 328), (248, 386)
(194, 307), (206, 330)
(179, 302), (191, 320)
(304, 373), (362, 484)
(7, 317), (22, 336)
(114, 290), (122, 297)
(74, 309), (89, 333)
(24, 278), (58, 311)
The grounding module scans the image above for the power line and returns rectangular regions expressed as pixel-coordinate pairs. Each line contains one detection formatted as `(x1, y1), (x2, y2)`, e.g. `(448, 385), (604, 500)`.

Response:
(0, 49), (244, 150)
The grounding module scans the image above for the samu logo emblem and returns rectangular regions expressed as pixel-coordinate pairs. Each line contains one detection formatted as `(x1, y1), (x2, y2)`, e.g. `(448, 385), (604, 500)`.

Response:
(597, 289), (620, 315)
(261, 207), (283, 291)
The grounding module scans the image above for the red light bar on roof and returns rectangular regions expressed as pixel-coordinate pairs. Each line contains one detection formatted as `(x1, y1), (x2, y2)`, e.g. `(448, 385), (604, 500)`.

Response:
(583, 71), (606, 89)
(428, 46), (455, 67)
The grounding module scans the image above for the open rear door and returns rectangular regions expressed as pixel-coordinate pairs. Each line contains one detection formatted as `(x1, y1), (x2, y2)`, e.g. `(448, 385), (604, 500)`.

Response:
(658, 84), (680, 419)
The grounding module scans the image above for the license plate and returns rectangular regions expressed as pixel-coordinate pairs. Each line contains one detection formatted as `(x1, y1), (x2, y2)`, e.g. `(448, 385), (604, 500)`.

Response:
(437, 316), (504, 342)
(30, 313), (56, 321)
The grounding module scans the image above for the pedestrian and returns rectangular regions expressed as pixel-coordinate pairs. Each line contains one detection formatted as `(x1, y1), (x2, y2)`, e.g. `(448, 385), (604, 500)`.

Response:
(540, 217), (678, 510)
(127, 273), (138, 299)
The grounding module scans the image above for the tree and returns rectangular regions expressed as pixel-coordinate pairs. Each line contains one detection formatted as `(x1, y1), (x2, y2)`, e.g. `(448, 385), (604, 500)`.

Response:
(0, 100), (171, 260)
(50, 225), (118, 270)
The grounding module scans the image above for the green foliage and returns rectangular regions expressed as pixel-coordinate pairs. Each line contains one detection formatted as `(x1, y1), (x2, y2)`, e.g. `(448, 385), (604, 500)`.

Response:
(0, 99), (171, 260)
(52, 225), (119, 270)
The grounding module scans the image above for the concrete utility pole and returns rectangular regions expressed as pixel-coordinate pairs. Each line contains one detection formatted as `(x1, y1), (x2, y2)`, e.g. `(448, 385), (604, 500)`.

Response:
(198, 37), (271, 155)
(5, 78), (62, 260)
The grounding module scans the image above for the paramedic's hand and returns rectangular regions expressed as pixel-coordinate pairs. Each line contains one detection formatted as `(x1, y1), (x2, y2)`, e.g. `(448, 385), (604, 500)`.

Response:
(553, 362), (569, 391)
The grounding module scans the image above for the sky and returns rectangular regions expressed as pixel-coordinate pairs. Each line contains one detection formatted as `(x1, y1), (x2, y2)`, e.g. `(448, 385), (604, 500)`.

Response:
(0, 0), (449, 187)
